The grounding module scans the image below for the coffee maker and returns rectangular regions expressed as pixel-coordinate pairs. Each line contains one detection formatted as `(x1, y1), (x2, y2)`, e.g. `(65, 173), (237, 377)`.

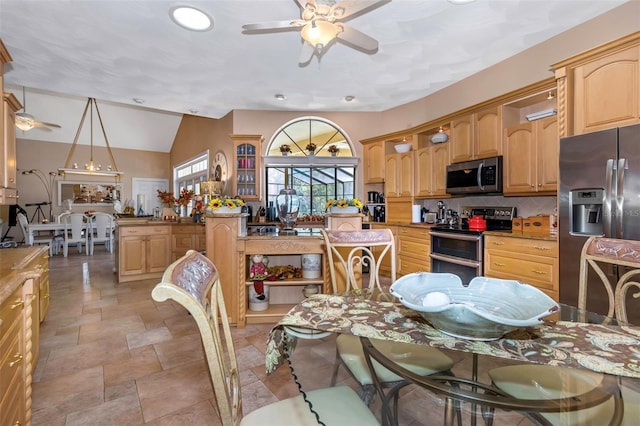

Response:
(373, 205), (385, 222)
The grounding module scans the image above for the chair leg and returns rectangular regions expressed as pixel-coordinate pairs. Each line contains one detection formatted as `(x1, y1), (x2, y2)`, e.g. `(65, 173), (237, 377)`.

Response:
(330, 348), (343, 386)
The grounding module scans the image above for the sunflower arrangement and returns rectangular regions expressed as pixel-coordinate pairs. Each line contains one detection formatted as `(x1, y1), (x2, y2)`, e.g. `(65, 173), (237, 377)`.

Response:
(325, 198), (363, 210)
(208, 196), (246, 210)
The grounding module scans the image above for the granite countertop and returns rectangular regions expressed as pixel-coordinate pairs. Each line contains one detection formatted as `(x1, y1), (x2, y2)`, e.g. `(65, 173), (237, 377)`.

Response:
(116, 218), (204, 227)
(0, 246), (48, 306)
(241, 228), (323, 240)
(483, 230), (558, 241)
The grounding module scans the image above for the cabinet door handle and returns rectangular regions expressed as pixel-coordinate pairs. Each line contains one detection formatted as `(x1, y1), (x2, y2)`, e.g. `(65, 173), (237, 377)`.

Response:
(11, 298), (24, 310)
(9, 353), (23, 367)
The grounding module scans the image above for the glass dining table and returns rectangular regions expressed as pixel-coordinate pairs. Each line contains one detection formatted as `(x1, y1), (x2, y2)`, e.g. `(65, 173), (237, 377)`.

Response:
(265, 293), (640, 425)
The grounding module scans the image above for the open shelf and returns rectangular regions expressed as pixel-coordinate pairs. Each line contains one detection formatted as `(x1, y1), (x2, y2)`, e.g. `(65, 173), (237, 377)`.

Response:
(245, 304), (295, 323)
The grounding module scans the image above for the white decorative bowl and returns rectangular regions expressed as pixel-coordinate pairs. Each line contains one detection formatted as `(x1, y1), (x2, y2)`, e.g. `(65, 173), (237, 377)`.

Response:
(394, 143), (412, 153)
(390, 272), (559, 341)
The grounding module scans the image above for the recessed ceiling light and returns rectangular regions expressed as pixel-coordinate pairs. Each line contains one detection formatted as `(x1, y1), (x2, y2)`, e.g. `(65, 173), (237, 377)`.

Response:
(275, 94), (286, 101)
(132, 98), (144, 104)
(170, 6), (213, 32)
(344, 95), (355, 102)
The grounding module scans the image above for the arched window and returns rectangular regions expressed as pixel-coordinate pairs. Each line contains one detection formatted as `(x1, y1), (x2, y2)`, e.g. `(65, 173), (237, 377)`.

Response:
(264, 117), (358, 217)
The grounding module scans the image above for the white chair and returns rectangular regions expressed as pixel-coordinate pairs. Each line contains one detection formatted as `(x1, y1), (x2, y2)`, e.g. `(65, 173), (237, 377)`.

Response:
(17, 212), (56, 255)
(321, 229), (456, 410)
(62, 213), (90, 257)
(89, 212), (114, 254)
(488, 236), (640, 425)
(151, 250), (378, 426)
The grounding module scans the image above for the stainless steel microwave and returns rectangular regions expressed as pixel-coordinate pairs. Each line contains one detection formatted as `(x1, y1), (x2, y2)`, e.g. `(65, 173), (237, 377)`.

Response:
(446, 156), (503, 195)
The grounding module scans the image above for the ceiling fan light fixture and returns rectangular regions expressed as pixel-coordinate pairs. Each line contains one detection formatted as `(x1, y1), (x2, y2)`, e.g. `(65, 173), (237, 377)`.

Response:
(170, 6), (213, 31)
(301, 20), (337, 49)
(344, 95), (355, 102)
(275, 94), (286, 101)
(15, 112), (35, 131)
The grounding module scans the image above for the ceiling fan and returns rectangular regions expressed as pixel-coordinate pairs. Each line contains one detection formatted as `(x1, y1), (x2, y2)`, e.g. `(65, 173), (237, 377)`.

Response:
(242, 0), (389, 64)
(15, 87), (61, 132)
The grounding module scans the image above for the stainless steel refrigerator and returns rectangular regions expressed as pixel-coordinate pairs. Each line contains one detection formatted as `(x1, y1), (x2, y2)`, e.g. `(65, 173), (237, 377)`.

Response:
(559, 123), (640, 324)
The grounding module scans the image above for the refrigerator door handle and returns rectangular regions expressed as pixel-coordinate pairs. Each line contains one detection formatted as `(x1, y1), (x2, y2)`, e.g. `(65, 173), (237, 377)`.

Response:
(604, 159), (615, 238)
(616, 158), (627, 238)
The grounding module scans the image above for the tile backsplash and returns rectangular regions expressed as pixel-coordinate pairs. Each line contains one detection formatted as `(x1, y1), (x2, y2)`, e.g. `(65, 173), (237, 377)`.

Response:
(418, 195), (557, 218)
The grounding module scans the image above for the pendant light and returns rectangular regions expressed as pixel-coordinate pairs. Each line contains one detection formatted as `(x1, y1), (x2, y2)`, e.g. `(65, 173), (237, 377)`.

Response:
(58, 98), (123, 180)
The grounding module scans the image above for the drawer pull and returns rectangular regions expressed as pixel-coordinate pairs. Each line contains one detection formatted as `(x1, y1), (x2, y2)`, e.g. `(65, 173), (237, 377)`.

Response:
(493, 262), (506, 266)
(491, 241), (505, 246)
(9, 353), (23, 367)
(534, 246), (550, 251)
(11, 299), (24, 310)
(533, 270), (547, 275)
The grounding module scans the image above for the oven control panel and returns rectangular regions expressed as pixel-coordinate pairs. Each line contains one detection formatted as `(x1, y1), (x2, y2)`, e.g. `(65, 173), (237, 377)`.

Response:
(460, 206), (516, 221)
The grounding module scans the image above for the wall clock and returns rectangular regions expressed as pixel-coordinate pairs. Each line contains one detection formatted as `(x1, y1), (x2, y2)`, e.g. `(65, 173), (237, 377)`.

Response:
(213, 151), (228, 192)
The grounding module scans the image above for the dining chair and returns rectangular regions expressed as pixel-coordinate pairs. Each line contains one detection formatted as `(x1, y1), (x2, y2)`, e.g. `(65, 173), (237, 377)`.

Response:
(62, 213), (90, 257)
(89, 212), (114, 255)
(151, 250), (378, 426)
(321, 229), (456, 410)
(488, 236), (640, 425)
(17, 212), (57, 255)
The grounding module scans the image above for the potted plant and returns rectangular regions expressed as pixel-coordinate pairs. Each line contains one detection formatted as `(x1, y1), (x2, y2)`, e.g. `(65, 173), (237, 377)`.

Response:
(306, 142), (316, 155)
(207, 196), (246, 213)
(279, 144), (291, 156)
(325, 198), (363, 213)
(328, 145), (339, 156)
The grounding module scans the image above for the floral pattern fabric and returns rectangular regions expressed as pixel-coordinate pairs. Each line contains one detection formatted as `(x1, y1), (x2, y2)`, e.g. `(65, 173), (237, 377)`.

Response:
(265, 294), (640, 378)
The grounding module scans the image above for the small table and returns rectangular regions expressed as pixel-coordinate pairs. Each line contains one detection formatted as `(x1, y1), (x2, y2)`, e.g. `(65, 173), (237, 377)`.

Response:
(266, 294), (640, 424)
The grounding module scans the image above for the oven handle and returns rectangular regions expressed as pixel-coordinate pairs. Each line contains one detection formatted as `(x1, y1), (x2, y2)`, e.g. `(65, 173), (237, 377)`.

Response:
(430, 231), (482, 242)
(430, 252), (481, 268)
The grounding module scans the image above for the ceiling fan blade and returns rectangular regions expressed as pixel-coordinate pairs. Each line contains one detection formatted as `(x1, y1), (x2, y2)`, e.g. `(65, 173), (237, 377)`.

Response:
(31, 123), (53, 132)
(34, 121), (61, 129)
(337, 24), (378, 52)
(332, 0), (390, 21)
(242, 20), (306, 32)
(299, 41), (316, 64)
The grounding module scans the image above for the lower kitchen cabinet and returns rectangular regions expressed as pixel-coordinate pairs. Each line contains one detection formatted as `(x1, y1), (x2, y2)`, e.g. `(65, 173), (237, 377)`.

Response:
(371, 224), (397, 277)
(484, 234), (558, 300)
(171, 223), (206, 260)
(397, 226), (431, 276)
(117, 223), (171, 283)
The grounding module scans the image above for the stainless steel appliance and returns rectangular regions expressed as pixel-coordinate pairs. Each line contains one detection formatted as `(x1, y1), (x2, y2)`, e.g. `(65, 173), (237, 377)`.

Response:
(430, 206), (516, 285)
(446, 156), (503, 195)
(559, 123), (640, 323)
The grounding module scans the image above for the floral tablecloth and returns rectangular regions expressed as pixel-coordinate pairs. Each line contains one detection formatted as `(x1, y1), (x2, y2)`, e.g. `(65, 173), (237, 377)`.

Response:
(266, 294), (640, 378)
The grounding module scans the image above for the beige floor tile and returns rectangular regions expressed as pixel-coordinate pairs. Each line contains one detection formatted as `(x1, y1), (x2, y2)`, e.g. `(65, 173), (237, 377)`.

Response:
(65, 394), (144, 426)
(103, 345), (163, 387)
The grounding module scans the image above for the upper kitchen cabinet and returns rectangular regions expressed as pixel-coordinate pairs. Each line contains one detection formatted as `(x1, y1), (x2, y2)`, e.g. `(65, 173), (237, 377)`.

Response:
(231, 134), (262, 201)
(450, 105), (502, 163)
(362, 140), (385, 183)
(385, 138), (414, 198)
(414, 130), (450, 198)
(0, 40), (17, 205)
(553, 32), (640, 137)
(503, 116), (558, 195)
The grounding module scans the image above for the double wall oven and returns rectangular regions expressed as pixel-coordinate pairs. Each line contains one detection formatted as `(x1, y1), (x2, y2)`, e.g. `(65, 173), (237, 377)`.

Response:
(430, 207), (516, 284)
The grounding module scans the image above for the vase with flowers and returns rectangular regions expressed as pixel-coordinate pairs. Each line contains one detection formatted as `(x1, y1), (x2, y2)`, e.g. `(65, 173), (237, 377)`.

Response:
(279, 144), (291, 156)
(325, 198), (363, 214)
(207, 196), (246, 214)
(176, 188), (195, 217)
(328, 145), (339, 157)
(306, 142), (316, 156)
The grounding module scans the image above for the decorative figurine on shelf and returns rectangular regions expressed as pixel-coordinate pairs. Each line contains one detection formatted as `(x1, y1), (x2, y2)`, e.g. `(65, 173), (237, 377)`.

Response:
(250, 254), (269, 300)
(191, 195), (204, 222)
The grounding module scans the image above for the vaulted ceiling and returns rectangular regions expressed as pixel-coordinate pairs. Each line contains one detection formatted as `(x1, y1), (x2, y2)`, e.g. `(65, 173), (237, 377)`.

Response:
(0, 0), (630, 152)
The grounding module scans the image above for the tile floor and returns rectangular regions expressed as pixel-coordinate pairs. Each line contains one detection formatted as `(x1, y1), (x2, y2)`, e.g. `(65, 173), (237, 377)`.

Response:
(32, 250), (534, 425)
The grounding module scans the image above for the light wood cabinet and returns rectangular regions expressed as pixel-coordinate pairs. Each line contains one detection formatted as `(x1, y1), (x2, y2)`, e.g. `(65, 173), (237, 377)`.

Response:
(397, 226), (431, 276)
(363, 141), (385, 183)
(171, 224), (205, 261)
(503, 116), (557, 195)
(385, 152), (413, 198)
(371, 224), (396, 278)
(415, 143), (449, 198)
(450, 114), (474, 163)
(484, 234), (558, 301)
(117, 224), (171, 283)
(450, 106), (502, 163)
(232, 134), (262, 200)
(0, 42), (18, 205)
(553, 33), (640, 137)
(1, 283), (27, 426)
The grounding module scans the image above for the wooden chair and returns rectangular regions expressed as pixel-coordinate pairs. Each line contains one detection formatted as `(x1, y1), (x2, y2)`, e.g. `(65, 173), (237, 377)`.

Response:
(151, 250), (378, 426)
(321, 229), (456, 409)
(489, 236), (640, 425)
(62, 213), (90, 257)
(89, 212), (114, 254)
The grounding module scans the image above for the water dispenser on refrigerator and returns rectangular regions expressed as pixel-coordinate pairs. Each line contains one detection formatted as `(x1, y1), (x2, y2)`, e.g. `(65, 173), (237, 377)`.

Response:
(569, 188), (604, 236)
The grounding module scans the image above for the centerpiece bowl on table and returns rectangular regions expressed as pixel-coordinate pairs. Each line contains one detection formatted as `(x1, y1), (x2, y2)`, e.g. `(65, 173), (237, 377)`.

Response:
(390, 272), (559, 341)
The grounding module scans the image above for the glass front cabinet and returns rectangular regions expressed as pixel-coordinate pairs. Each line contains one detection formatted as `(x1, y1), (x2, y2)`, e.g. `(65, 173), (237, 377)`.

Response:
(231, 134), (262, 201)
